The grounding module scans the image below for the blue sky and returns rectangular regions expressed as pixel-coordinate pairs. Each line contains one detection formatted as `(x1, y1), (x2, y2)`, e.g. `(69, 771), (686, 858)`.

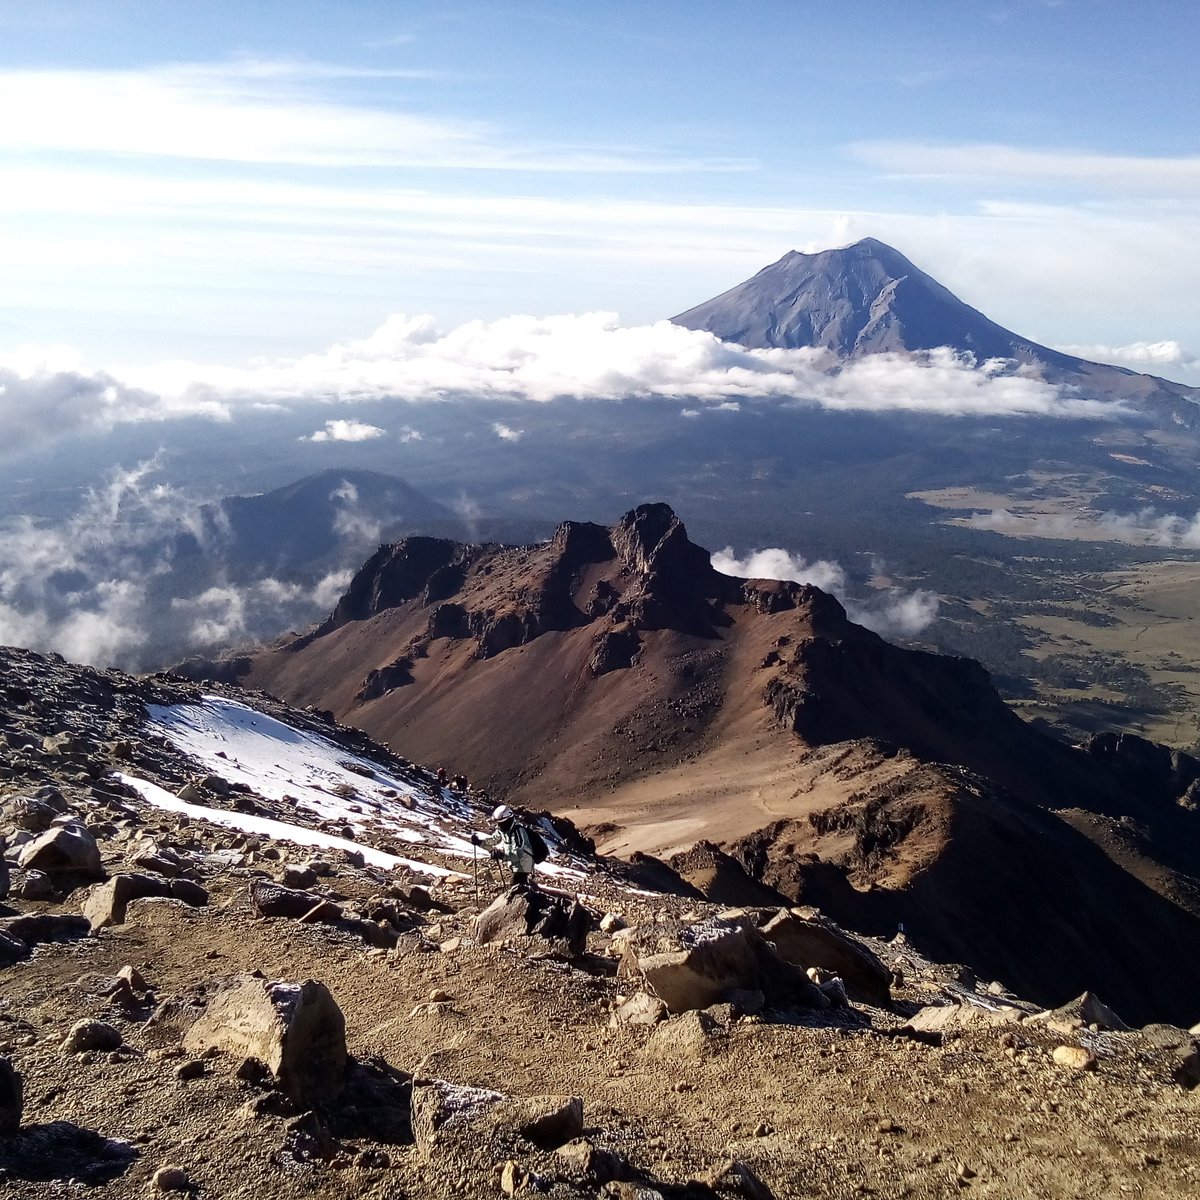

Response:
(1, 0), (1197, 380)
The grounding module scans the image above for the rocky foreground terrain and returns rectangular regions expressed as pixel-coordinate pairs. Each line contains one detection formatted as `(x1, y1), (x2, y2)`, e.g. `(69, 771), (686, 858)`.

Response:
(1, 644), (1199, 1199)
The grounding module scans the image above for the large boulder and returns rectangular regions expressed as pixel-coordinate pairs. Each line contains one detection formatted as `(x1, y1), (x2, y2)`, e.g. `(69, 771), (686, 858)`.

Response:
(183, 975), (347, 1107)
(16, 821), (103, 879)
(631, 916), (826, 1014)
(0, 912), (91, 947)
(0, 1056), (20, 1136)
(249, 879), (342, 922)
(82, 873), (171, 929)
(474, 887), (591, 958)
(410, 1080), (583, 1159)
(760, 909), (892, 1005)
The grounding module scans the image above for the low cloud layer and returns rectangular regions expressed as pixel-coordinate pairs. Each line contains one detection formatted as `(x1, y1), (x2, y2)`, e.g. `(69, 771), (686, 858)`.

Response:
(0, 461), (358, 669)
(711, 546), (940, 638)
(1057, 340), (1200, 384)
(0, 311), (1128, 458)
(966, 506), (1200, 548)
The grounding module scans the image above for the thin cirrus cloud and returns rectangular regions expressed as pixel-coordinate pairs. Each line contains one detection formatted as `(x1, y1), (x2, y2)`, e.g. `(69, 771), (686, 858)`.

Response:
(849, 140), (1200, 194)
(0, 58), (751, 174)
(0, 310), (1127, 458)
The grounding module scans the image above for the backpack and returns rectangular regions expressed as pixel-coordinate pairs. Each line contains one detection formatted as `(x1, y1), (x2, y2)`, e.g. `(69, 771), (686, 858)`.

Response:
(525, 824), (550, 864)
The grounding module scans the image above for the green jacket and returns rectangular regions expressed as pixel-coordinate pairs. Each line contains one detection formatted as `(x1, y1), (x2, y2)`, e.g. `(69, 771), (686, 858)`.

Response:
(479, 823), (535, 873)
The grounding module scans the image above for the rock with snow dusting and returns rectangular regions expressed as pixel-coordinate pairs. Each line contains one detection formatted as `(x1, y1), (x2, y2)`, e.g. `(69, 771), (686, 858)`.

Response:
(410, 1078), (505, 1158)
(183, 975), (347, 1106)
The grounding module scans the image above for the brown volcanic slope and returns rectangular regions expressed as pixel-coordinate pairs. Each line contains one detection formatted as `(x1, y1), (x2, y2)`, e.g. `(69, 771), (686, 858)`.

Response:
(202, 504), (1200, 1025)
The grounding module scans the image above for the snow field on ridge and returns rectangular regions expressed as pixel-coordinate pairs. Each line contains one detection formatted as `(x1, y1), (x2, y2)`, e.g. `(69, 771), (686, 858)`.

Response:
(135, 694), (584, 882)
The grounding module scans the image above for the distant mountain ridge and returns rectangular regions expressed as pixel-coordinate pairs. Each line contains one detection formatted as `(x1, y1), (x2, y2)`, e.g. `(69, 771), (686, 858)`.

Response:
(673, 238), (1200, 422)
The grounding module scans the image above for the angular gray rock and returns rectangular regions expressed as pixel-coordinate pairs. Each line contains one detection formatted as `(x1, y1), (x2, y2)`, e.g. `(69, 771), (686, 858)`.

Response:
(249, 879), (342, 922)
(0, 1055), (21, 1136)
(474, 887), (590, 958)
(14, 869), (54, 900)
(1033, 991), (1129, 1033)
(183, 975), (347, 1107)
(704, 1158), (776, 1200)
(16, 821), (103, 878)
(555, 1138), (630, 1185)
(507, 1094), (583, 1149)
(632, 916), (826, 1013)
(760, 909), (891, 1004)
(645, 1009), (725, 1060)
(610, 992), (668, 1027)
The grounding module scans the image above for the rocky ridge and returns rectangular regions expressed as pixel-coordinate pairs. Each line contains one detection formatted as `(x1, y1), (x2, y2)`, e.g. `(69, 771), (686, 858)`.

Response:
(1, 645), (1199, 1196)
(186, 504), (1200, 1026)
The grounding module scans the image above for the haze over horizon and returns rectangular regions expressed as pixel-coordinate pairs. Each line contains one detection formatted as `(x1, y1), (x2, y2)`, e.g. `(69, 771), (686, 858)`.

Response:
(0, 0), (1197, 399)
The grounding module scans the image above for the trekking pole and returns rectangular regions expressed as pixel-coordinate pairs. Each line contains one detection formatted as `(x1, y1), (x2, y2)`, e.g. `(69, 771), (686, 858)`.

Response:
(472, 837), (479, 905)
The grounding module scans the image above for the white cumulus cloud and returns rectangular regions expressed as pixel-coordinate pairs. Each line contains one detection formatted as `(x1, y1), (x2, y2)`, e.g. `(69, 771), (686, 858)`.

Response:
(0, 310), (1134, 460)
(712, 545), (940, 638)
(304, 418), (385, 442)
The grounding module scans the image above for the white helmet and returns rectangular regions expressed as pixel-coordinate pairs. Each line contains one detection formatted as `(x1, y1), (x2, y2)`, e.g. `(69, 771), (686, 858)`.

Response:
(491, 804), (514, 823)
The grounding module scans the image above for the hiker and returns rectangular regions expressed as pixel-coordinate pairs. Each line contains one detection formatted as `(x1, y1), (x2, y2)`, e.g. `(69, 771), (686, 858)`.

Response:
(471, 804), (542, 891)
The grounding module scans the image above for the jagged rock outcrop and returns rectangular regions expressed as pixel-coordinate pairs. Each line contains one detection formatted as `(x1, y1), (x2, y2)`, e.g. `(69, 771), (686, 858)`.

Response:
(760, 908), (892, 1005)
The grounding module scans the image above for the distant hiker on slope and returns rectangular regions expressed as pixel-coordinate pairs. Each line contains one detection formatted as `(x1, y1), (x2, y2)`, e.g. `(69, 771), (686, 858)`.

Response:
(471, 804), (548, 892)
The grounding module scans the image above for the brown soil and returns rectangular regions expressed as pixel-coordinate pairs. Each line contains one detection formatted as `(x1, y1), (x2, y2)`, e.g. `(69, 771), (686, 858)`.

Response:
(4, 859), (1200, 1200)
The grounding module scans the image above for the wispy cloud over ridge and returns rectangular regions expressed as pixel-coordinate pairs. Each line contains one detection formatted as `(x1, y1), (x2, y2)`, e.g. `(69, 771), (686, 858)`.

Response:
(711, 546), (940, 638)
(0, 459), (351, 668)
